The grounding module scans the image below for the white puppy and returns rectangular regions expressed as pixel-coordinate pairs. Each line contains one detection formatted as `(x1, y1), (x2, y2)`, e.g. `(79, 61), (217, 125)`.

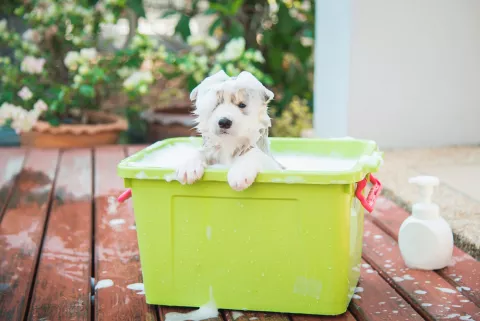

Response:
(175, 70), (282, 191)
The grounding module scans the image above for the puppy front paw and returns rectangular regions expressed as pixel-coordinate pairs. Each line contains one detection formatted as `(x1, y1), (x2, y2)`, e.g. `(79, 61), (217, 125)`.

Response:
(227, 164), (258, 191)
(176, 157), (205, 185)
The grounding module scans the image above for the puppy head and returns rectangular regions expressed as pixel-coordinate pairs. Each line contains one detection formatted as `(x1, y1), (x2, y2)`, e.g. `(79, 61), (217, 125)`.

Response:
(191, 71), (274, 147)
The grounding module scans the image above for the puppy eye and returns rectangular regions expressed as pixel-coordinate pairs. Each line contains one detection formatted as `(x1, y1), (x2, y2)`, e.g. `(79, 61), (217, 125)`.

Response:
(238, 103), (246, 108)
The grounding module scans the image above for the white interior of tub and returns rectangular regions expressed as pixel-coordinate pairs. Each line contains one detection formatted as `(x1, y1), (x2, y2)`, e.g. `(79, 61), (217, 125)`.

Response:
(129, 143), (364, 172)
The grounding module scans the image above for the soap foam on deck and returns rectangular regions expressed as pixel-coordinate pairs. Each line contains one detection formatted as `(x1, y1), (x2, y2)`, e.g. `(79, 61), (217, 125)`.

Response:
(131, 143), (358, 172)
(165, 286), (218, 321)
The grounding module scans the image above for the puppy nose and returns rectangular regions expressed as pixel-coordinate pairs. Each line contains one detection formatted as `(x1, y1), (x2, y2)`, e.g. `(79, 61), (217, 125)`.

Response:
(218, 118), (232, 129)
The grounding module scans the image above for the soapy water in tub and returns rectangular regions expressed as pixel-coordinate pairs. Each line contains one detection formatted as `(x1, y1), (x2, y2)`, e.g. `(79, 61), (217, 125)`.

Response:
(131, 143), (365, 172)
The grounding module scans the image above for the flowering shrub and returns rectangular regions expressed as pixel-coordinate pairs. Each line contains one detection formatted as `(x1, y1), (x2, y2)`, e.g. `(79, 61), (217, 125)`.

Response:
(160, 36), (272, 92)
(271, 96), (312, 137)
(164, 0), (314, 114)
(0, 0), (154, 133)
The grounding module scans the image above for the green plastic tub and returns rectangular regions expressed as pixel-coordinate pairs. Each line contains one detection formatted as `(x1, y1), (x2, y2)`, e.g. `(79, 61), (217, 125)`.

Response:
(117, 137), (383, 315)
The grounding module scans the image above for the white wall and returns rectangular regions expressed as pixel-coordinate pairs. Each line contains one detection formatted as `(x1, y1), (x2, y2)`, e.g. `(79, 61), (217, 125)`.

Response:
(347, 0), (480, 149)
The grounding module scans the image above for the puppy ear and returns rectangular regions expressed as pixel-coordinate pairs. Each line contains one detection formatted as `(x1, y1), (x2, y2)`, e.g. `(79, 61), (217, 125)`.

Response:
(190, 86), (199, 101)
(190, 70), (230, 102)
(264, 88), (274, 103)
(237, 71), (274, 103)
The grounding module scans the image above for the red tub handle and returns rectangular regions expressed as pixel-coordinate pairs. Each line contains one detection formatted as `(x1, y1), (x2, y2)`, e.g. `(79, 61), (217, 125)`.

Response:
(117, 189), (132, 203)
(355, 174), (382, 213)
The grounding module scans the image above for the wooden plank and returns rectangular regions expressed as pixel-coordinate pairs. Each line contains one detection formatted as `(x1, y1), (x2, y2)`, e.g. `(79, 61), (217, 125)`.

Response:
(292, 314), (357, 321)
(159, 306), (224, 321)
(27, 149), (93, 321)
(93, 146), (157, 321)
(0, 149), (59, 321)
(224, 311), (292, 321)
(362, 219), (480, 320)
(159, 299), (356, 320)
(348, 260), (423, 321)
(0, 148), (27, 219)
(370, 197), (480, 305)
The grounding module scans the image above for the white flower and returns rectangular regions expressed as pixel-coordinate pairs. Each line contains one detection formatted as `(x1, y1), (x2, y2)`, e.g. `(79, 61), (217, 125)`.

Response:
(205, 37), (220, 51)
(123, 70), (153, 90)
(64, 51), (80, 70)
(187, 35), (204, 47)
(193, 71), (204, 83)
(79, 64), (89, 75)
(18, 87), (33, 101)
(104, 12), (115, 23)
(0, 102), (40, 133)
(22, 29), (42, 43)
(209, 64), (222, 75)
(187, 35), (219, 52)
(21, 56), (46, 74)
(72, 37), (82, 45)
(80, 48), (97, 61)
(74, 6), (90, 17)
(63, 1), (75, 12)
(196, 56), (209, 71)
(138, 84), (148, 94)
(253, 50), (265, 63)
(74, 75), (83, 84)
(226, 63), (240, 76)
(0, 19), (7, 33)
(95, 2), (105, 12)
(117, 67), (135, 78)
(218, 38), (245, 62)
(33, 99), (48, 112)
(300, 37), (313, 47)
(131, 34), (150, 49)
(84, 24), (93, 35)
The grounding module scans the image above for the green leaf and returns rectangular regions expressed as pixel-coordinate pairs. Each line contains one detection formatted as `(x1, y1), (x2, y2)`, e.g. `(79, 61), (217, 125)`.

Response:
(79, 85), (95, 98)
(0, 91), (13, 102)
(229, 20), (244, 37)
(208, 17), (223, 35)
(175, 14), (191, 41)
(192, 0), (201, 8)
(57, 102), (66, 113)
(49, 101), (59, 112)
(162, 9), (178, 18)
(92, 67), (106, 82)
(208, 3), (231, 15)
(204, 8), (217, 15)
(127, 0), (146, 17)
(290, 41), (311, 61)
(186, 76), (198, 92)
(48, 117), (61, 127)
(230, 0), (244, 15)
(268, 48), (283, 69)
(276, 3), (299, 36)
(303, 29), (313, 38)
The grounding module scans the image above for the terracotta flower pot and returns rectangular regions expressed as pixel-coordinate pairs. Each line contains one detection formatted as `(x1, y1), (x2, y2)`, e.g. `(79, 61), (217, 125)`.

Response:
(20, 111), (128, 148)
(142, 105), (199, 143)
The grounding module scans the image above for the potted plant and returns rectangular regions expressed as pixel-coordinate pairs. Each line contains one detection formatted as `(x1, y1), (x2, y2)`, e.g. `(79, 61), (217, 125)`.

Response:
(144, 35), (272, 141)
(0, 0), (157, 148)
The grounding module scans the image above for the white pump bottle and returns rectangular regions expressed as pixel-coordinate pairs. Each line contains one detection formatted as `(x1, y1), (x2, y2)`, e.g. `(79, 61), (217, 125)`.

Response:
(398, 176), (453, 270)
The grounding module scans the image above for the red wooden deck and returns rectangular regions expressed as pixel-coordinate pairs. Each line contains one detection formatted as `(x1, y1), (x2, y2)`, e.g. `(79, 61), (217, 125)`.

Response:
(0, 146), (478, 321)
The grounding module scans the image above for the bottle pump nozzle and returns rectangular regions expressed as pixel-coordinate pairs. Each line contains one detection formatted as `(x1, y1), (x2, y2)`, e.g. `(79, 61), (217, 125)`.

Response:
(408, 176), (439, 204)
